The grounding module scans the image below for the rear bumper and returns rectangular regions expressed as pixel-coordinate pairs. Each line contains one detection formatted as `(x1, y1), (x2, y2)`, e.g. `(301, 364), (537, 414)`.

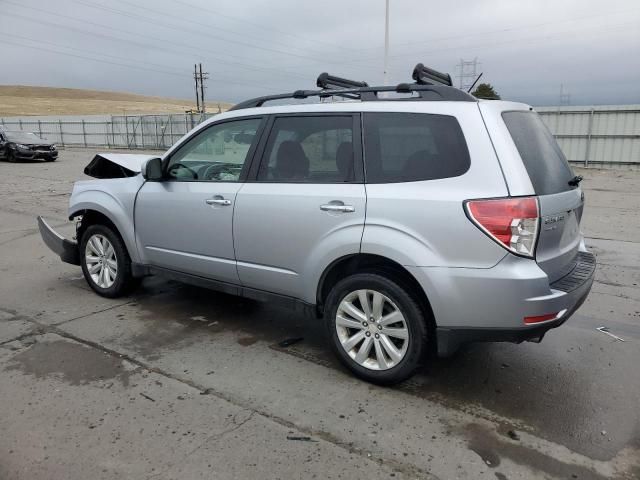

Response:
(407, 251), (596, 357)
(37, 216), (80, 265)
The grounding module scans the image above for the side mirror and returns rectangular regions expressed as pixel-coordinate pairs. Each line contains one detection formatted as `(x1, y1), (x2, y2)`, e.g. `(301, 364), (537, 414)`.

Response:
(141, 157), (163, 181)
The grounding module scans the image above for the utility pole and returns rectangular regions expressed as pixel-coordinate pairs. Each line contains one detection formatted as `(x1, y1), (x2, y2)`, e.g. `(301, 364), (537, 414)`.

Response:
(198, 63), (210, 113)
(383, 0), (390, 86)
(456, 58), (480, 91)
(193, 64), (200, 113)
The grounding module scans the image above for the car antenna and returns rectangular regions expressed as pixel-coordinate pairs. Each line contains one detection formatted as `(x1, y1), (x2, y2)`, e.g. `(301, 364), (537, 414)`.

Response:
(467, 72), (484, 93)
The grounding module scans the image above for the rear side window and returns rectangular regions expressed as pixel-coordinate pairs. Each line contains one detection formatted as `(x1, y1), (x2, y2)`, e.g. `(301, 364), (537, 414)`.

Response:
(257, 116), (356, 183)
(363, 113), (470, 183)
(502, 111), (574, 195)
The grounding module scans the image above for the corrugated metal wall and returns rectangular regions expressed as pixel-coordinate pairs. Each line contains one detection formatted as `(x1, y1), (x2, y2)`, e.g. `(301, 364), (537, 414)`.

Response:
(537, 105), (640, 166)
(2, 106), (639, 166)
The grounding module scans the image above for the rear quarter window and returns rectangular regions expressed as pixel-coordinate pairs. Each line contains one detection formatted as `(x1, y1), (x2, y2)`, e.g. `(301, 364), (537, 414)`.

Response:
(502, 111), (575, 195)
(363, 112), (470, 183)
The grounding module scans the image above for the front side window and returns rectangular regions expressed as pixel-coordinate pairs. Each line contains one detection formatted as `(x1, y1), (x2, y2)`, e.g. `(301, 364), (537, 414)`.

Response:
(363, 112), (471, 183)
(257, 116), (355, 183)
(166, 118), (262, 182)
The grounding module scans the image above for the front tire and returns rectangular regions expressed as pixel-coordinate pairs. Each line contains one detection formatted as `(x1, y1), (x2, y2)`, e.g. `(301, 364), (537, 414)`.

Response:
(80, 224), (137, 298)
(7, 151), (16, 163)
(324, 273), (429, 385)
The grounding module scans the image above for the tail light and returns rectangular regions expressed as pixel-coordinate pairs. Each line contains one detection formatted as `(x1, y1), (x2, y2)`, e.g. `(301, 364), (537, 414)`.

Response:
(465, 197), (539, 258)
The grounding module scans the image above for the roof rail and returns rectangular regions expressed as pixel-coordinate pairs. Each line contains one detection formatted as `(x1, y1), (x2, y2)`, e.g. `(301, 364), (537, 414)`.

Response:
(230, 84), (475, 110)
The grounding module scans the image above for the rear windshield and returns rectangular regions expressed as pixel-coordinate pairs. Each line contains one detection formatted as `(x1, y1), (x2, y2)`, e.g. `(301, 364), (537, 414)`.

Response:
(502, 111), (574, 195)
(363, 112), (470, 183)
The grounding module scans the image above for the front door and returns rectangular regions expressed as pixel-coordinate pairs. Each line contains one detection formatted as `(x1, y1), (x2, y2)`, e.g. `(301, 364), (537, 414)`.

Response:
(234, 114), (366, 300)
(135, 117), (264, 283)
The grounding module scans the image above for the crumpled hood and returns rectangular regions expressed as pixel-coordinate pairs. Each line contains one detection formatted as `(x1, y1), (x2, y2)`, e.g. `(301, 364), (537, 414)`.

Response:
(84, 153), (160, 178)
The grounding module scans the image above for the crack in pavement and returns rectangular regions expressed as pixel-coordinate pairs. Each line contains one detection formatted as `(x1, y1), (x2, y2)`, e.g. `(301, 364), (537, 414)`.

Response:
(4, 313), (437, 480)
(146, 410), (257, 480)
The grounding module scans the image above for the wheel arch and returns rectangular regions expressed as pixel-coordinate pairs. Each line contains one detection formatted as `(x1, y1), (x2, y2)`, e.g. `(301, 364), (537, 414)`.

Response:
(70, 205), (139, 263)
(316, 253), (436, 331)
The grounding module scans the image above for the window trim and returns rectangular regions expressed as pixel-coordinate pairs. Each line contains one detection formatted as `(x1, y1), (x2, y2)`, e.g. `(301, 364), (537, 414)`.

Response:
(162, 115), (267, 183)
(246, 112), (364, 184)
(361, 111), (471, 184)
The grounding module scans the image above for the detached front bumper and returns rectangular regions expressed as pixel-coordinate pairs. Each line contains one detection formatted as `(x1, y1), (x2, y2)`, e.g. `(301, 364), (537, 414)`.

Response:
(37, 216), (80, 265)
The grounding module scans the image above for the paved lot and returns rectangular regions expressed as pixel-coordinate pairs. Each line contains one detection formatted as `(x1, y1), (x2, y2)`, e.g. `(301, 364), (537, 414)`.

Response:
(0, 149), (638, 480)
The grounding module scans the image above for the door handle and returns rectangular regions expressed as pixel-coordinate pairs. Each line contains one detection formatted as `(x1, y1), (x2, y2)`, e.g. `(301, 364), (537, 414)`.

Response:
(320, 203), (355, 213)
(206, 197), (231, 206)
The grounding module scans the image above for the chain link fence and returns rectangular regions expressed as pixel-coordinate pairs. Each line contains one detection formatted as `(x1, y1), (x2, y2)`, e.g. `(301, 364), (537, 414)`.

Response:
(0, 113), (217, 150)
(2, 107), (639, 167)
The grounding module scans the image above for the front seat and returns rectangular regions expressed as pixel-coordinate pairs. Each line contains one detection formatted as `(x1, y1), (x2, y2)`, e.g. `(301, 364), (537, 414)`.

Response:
(274, 140), (309, 180)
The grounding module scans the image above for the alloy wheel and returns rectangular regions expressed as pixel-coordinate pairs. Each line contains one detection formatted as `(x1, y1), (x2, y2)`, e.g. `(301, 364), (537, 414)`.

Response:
(335, 289), (409, 370)
(84, 234), (118, 289)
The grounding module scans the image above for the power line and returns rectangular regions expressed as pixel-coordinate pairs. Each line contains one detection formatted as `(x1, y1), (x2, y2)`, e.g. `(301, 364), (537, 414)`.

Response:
(2, 1), (310, 82)
(169, 0), (361, 54)
(351, 7), (640, 52)
(113, 0), (349, 61)
(0, 38), (189, 78)
(72, 0), (375, 70)
(350, 20), (639, 66)
(0, 34), (273, 92)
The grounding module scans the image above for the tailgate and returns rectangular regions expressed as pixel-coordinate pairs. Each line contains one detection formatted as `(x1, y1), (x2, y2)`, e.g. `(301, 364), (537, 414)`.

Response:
(501, 110), (583, 283)
(537, 189), (583, 282)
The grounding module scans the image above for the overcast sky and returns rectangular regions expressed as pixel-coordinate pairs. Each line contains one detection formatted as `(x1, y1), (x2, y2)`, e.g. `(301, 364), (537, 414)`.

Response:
(0, 0), (639, 106)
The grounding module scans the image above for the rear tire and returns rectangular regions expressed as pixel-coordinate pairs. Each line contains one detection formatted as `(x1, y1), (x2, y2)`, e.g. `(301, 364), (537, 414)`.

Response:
(324, 273), (429, 385)
(80, 224), (137, 298)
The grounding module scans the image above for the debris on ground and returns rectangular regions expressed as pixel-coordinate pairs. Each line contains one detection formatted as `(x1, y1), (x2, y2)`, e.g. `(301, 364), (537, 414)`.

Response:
(596, 326), (625, 342)
(507, 430), (520, 441)
(286, 435), (317, 442)
(139, 393), (155, 402)
(278, 337), (304, 348)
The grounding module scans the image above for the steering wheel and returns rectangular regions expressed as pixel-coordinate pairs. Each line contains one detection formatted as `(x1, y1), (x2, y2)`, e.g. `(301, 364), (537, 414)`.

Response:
(167, 162), (198, 179)
(201, 163), (229, 181)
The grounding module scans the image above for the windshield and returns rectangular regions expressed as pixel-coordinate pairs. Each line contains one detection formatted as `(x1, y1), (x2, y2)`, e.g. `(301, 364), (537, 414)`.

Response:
(4, 131), (47, 143)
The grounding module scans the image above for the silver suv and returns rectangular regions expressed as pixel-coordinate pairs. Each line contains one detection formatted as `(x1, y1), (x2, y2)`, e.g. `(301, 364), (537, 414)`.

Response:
(38, 66), (595, 384)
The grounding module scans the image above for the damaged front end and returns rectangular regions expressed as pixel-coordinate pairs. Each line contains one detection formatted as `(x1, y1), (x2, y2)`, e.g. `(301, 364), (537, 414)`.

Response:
(38, 152), (156, 265)
(37, 216), (80, 265)
(83, 152), (160, 179)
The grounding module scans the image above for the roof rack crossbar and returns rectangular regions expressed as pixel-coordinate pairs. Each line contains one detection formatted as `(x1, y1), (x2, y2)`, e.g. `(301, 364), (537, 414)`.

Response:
(229, 83), (475, 110)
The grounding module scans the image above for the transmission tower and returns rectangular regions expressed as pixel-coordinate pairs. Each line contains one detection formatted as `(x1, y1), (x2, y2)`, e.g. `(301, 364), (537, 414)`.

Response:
(455, 58), (480, 91)
(559, 84), (571, 106)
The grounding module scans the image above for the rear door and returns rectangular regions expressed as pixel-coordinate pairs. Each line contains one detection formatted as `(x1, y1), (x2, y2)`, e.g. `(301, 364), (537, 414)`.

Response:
(233, 113), (366, 300)
(501, 110), (583, 282)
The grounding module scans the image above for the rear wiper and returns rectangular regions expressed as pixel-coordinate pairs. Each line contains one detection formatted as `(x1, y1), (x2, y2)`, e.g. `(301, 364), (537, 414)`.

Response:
(568, 175), (583, 187)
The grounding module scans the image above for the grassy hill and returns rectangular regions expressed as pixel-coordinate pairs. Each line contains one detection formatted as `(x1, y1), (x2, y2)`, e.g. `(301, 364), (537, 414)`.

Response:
(0, 85), (232, 116)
